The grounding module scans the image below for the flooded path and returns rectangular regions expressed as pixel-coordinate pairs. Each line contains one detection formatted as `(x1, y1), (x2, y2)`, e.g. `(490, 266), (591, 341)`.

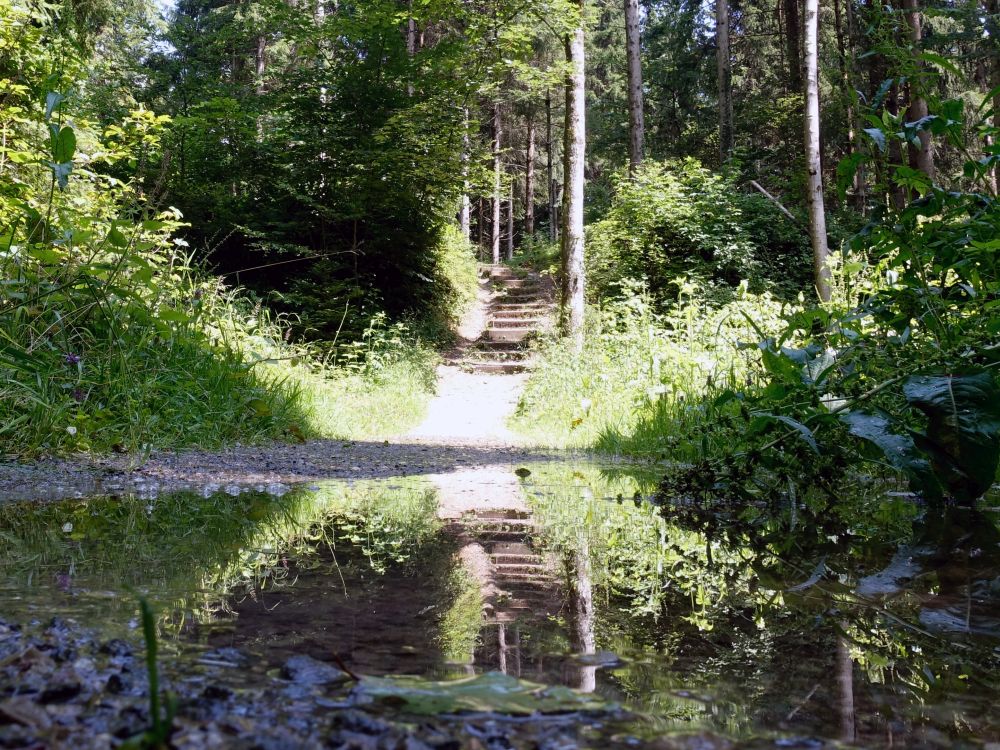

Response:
(1, 464), (998, 748)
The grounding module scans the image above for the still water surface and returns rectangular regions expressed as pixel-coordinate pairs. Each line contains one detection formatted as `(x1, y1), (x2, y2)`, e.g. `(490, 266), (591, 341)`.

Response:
(0, 461), (997, 747)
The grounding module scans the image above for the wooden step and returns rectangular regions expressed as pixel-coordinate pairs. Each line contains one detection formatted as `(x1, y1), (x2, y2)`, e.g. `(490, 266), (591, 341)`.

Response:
(490, 542), (534, 556)
(491, 554), (542, 565)
(487, 318), (543, 329)
(485, 329), (533, 344)
(494, 564), (549, 576)
(466, 361), (532, 374)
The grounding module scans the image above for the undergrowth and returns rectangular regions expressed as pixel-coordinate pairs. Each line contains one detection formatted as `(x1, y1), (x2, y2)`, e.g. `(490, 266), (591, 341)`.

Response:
(511, 279), (792, 456)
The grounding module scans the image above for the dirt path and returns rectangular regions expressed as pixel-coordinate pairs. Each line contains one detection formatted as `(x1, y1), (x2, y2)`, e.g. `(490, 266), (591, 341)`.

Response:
(0, 265), (570, 503)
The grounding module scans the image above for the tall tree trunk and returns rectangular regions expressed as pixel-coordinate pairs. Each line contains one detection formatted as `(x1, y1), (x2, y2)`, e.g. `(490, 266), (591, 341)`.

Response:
(525, 112), (536, 236)
(478, 198), (486, 257)
(460, 108), (471, 240)
(406, 0), (416, 96)
(492, 102), (502, 265)
(902, 0), (935, 180)
(785, 0), (803, 93)
(887, 82), (907, 209)
(992, 0), (1000, 192)
(624, 0), (645, 173)
(507, 175), (515, 260)
(561, 1), (586, 346)
(547, 89), (557, 243)
(804, 0), (831, 301)
(716, 0), (734, 162)
(835, 0), (867, 211)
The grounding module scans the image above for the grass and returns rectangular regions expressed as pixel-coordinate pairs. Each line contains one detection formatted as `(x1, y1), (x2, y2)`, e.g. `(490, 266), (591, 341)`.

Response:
(510, 280), (792, 458)
(0, 225), (477, 456)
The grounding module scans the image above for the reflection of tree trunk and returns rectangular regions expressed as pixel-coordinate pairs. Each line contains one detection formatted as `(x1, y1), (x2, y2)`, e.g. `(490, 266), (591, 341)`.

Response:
(837, 631), (856, 743)
(565, 545), (596, 692)
(498, 623), (508, 674)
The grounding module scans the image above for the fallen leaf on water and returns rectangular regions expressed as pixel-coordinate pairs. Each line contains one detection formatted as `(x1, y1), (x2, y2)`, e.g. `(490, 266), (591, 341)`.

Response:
(514, 468), (531, 478)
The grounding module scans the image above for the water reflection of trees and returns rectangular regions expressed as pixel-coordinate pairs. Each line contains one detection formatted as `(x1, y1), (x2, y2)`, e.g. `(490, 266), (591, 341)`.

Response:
(520, 465), (1000, 743)
(0, 480), (443, 631)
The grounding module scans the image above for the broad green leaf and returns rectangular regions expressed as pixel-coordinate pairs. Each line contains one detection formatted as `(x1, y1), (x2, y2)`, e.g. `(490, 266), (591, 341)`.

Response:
(903, 371), (1000, 503)
(840, 410), (941, 500)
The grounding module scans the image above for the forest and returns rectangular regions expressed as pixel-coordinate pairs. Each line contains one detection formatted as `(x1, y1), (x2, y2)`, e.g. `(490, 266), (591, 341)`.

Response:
(0, 0), (998, 746)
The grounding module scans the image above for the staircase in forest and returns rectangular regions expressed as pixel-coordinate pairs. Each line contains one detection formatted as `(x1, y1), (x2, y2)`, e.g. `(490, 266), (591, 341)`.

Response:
(462, 264), (554, 374)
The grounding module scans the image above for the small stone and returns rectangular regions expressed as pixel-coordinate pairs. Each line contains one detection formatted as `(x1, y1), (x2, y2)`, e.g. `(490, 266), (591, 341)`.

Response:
(280, 654), (350, 686)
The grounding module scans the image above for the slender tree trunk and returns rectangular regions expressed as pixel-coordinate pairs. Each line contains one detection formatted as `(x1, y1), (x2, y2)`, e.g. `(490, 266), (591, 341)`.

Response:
(547, 89), (557, 243)
(478, 197), (485, 254)
(460, 108), (471, 240)
(804, 0), (831, 302)
(902, 0), (935, 180)
(492, 102), (502, 265)
(624, 0), (645, 173)
(406, 0), (416, 96)
(785, 0), (803, 93)
(716, 0), (734, 162)
(836, 0), (867, 211)
(507, 175), (515, 260)
(887, 82), (907, 209)
(525, 112), (536, 236)
(561, 1), (586, 346)
(992, 0), (1000, 192)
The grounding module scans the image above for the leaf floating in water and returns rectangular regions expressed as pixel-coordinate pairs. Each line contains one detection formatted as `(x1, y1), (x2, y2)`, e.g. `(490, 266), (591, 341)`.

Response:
(514, 467), (531, 478)
(352, 672), (610, 715)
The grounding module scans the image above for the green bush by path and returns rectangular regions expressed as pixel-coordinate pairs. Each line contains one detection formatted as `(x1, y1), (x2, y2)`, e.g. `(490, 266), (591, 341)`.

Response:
(511, 280), (792, 455)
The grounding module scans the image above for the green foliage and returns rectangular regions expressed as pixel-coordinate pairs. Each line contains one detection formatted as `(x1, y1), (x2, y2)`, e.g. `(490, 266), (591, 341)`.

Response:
(660, 100), (1000, 507)
(512, 279), (791, 454)
(586, 160), (810, 305)
(0, 8), (438, 456)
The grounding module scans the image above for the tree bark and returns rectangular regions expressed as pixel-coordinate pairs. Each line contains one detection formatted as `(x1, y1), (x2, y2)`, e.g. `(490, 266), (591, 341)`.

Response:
(460, 108), (471, 240)
(834, 0), (866, 210)
(525, 112), (536, 236)
(716, 0), (734, 162)
(546, 89), (557, 243)
(785, 0), (803, 93)
(902, 0), (935, 180)
(561, 1), (586, 346)
(406, 0), (416, 96)
(624, 0), (645, 173)
(507, 175), (515, 260)
(492, 102), (502, 265)
(992, 0), (1000, 192)
(804, 0), (831, 301)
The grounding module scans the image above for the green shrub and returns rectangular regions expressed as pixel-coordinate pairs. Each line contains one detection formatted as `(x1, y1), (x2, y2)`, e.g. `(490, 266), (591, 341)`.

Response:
(587, 159), (810, 305)
(511, 279), (792, 455)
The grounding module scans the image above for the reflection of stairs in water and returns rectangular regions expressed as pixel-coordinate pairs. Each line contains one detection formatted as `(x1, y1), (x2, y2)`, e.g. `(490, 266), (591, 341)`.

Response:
(446, 508), (561, 627)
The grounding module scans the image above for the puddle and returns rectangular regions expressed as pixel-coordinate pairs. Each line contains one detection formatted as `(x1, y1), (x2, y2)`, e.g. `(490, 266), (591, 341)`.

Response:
(0, 462), (998, 747)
